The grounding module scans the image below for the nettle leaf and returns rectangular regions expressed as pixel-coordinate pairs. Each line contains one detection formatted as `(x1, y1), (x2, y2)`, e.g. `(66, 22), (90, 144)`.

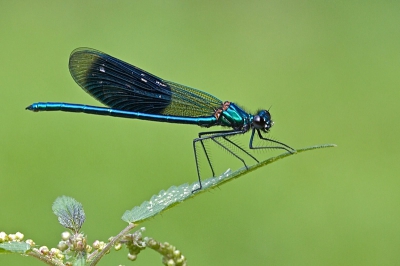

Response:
(52, 196), (85, 232)
(0, 242), (31, 254)
(122, 144), (336, 223)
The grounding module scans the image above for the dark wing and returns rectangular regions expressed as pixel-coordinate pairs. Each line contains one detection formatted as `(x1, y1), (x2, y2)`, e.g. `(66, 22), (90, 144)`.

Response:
(69, 48), (223, 117)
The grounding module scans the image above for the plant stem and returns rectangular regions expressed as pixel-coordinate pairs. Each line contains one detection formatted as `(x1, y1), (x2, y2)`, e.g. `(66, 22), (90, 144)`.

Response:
(89, 223), (136, 266)
(28, 249), (65, 266)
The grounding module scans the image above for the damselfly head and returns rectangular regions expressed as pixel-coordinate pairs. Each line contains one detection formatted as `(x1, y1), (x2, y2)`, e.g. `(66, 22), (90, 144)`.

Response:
(252, 110), (273, 132)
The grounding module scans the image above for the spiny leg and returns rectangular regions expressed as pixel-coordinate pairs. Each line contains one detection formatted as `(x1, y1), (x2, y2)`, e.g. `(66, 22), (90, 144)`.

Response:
(192, 129), (248, 192)
(211, 136), (249, 169)
(192, 139), (203, 192)
(198, 136), (215, 178)
(249, 128), (296, 153)
(197, 129), (246, 179)
(222, 136), (259, 164)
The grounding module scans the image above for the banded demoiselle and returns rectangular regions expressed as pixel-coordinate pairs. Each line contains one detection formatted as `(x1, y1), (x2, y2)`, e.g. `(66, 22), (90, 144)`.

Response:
(26, 48), (295, 192)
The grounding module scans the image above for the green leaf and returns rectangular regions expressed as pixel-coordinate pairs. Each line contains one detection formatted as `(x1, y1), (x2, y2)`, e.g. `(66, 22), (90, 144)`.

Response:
(0, 242), (31, 254)
(52, 196), (85, 232)
(122, 143), (336, 223)
(72, 254), (86, 266)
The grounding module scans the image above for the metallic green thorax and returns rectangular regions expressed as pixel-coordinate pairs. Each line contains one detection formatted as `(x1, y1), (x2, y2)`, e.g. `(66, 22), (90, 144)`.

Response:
(217, 102), (252, 130)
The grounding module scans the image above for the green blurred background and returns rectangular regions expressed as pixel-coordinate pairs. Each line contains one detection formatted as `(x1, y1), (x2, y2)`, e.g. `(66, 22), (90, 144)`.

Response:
(1, 1), (399, 265)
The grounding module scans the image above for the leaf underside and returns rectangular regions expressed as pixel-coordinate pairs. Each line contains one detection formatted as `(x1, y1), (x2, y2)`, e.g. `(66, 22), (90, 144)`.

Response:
(0, 242), (31, 254)
(122, 143), (337, 223)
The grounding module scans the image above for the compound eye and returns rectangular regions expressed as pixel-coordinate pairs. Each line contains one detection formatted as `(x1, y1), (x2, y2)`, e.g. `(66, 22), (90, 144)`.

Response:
(253, 110), (273, 131)
(253, 115), (266, 129)
(259, 110), (271, 119)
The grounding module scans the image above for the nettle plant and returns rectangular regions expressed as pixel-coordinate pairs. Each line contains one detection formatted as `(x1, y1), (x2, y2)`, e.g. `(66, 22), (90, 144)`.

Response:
(0, 144), (335, 265)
